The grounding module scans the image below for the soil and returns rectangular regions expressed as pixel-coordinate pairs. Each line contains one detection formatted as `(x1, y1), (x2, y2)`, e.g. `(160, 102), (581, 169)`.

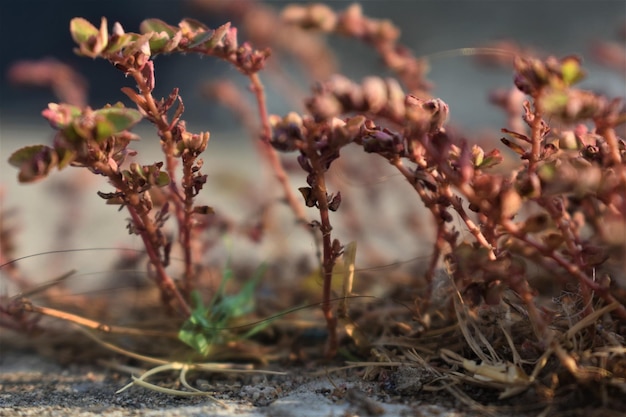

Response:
(3, 346), (621, 417)
(0, 348), (466, 417)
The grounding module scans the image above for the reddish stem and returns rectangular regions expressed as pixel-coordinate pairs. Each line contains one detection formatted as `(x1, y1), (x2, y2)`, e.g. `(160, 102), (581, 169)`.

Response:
(304, 142), (338, 358)
(95, 161), (191, 317)
(129, 70), (193, 292)
(527, 94), (544, 175)
(248, 73), (311, 226)
(502, 220), (626, 321)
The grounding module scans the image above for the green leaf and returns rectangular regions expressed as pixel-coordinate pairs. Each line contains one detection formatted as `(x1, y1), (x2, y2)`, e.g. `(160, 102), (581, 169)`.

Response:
(540, 90), (569, 117)
(122, 33), (153, 57)
(104, 33), (137, 54)
(56, 147), (77, 169)
(218, 264), (266, 318)
(179, 18), (209, 32)
(200, 23), (231, 49)
(561, 56), (585, 86)
(537, 161), (557, 182)
(140, 19), (177, 37)
(8, 145), (47, 168)
(140, 19), (181, 53)
(8, 145), (58, 183)
(70, 18), (99, 44)
(93, 107), (143, 141)
(477, 149), (503, 169)
(155, 171), (170, 187)
(188, 31), (214, 49)
(147, 32), (172, 53)
(71, 17), (109, 58)
(178, 325), (211, 356)
(472, 145), (484, 167)
(42, 103), (83, 130)
(177, 261), (268, 356)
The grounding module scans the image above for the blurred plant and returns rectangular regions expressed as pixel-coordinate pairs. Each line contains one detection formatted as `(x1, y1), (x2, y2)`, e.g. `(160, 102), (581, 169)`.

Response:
(7, 58), (88, 107)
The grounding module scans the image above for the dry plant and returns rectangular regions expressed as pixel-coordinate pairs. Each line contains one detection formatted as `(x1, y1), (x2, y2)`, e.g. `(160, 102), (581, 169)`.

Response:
(1, 1), (625, 413)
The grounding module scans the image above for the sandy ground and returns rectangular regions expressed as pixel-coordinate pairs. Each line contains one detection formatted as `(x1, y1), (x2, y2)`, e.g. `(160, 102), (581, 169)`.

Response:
(0, 349), (475, 417)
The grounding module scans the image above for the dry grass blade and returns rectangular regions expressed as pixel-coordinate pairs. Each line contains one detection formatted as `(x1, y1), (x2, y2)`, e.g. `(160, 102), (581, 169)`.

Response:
(9, 270), (77, 299)
(72, 324), (286, 402)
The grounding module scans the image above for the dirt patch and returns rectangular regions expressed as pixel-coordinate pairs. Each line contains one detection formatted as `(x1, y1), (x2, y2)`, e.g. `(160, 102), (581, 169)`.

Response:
(5, 347), (623, 417)
(0, 349), (456, 417)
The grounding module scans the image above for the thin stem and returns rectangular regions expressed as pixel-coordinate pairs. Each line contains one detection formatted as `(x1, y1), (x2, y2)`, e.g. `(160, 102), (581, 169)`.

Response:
(248, 73), (310, 227)
(540, 197), (593, 316)
(248, 72), (338, 353)
(596, 125), (626, 216)
(22, 303), (179, 338)
(598, 125), (623, 167)
(305, 144), (338, 358)
(444, 187), (496, 260)
(528, 95), (544, 174)
(181, 158), (195, 296)
(130, 70), (192, 288)
(94, 161), (191, 317)
(389, 157), (444, 289)
(502, 220), (626, 321)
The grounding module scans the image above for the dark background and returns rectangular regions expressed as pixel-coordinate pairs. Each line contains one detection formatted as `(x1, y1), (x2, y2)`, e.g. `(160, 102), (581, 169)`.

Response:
(0, 0), (624, 136)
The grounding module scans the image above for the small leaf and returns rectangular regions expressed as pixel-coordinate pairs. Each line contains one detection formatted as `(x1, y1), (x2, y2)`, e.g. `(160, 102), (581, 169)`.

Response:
(522, 214), (551, 233)
(71, 17), (109, 57)
(179, 18), (209, 32)
(97, 190), (123, 201)
(147, 32), (172, 53)
(189, 31), (214, 48)
(155, 171), (170, 187)
(540, 90), (569, 117)
(561, 56), (585, 86)
(477, 149), (503, 169)
(104, 33), (138, 54)
(93, 107), (143, 140)
(55, 147), (77, 169)
(8, 145), (47, 167)
(120, 87), (147, 110)
(500, 188), (522, 220)
(8, 145), (58, 183)
(122, 33), (153, 57)
(472, 145), (484, 167)
(202, 22), (231, 49)
(542, 233), (565, 250)
(298, 187), (317, 207)
(500, 138), (527, 156)
(70, 18), (99, 44)
(328, 192), (342, 211)
(537, 161), (557, 182)
(178, 325), (211, 356)
(140, 18), (177, 37)
(580, 245), (609, 267)
(501, 128), (530, 143)
(95, 17), (109, 54)
(193, 205), (215, 215)
(42, 103), (82, 130)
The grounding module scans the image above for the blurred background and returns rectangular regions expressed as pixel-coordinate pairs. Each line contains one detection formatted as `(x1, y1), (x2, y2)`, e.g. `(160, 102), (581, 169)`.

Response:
(0, 0), (624, 285)
(1, 0), (624, 130)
